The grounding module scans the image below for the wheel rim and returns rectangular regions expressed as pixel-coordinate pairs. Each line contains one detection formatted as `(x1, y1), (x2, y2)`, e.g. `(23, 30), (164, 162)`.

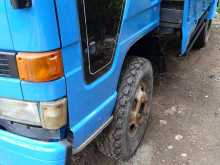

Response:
(128, 82), (149, 138)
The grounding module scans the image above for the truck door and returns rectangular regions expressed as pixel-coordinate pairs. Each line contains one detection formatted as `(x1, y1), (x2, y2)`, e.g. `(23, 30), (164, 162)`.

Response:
(55, 0), (160, 148)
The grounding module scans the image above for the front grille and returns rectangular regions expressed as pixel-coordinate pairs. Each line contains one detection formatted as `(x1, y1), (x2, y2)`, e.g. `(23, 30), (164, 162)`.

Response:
(0, 52), (18, 78)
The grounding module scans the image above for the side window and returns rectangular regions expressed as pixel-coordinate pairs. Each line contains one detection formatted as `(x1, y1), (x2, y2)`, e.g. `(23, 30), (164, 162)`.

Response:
(78, 0), (124, 83)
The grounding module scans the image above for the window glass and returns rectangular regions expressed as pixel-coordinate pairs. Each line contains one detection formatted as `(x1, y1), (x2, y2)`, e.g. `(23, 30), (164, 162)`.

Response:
(79, 0), (124, 79)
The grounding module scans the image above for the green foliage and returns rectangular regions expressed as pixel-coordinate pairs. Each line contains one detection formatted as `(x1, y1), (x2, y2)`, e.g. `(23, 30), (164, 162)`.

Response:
(218, 5), (220, 13)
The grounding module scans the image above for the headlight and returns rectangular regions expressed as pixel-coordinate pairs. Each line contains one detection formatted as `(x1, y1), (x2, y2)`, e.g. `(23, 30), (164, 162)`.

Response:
(0, 98), (40, 126)
(0, 98), (67, 130)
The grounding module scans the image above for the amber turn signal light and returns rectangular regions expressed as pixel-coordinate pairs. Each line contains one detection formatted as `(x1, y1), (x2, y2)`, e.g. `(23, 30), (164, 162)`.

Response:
(16, 50), (64, 82)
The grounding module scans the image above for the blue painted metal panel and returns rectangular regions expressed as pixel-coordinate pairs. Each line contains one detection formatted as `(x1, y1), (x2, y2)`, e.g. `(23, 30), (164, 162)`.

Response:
(56, 0), (160, 148)
(4, 0), (60, 52)
(0, 77), (23, 100)
(55, 0), (80, 47)
(0, 0), (13, 50)
(208, 0), (219, 19)
(0, 76), (66, 102)
(0, 0), (61, 52)
(21, 77), (66, 102)
(181, 0), (216, 55)
(0, 0), (64, 103)
(72, 92), (117, 147)
(0, 130), (67, 165)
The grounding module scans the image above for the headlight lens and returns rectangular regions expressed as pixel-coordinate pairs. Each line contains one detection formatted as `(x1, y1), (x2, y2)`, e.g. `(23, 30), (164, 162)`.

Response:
(0, 98), (40, 126)
(0, 98), (67, 130)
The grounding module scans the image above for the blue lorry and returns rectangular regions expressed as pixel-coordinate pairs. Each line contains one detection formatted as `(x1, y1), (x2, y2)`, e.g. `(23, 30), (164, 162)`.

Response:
(0, 0), (218, 164)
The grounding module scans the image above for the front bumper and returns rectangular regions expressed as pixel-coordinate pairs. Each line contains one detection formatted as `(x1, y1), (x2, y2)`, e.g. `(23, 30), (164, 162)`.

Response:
(0, 130), (71, 165)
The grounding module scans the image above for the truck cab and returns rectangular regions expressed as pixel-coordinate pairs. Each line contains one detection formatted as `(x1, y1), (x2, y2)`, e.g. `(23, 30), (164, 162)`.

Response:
(0, 0), (218, 164)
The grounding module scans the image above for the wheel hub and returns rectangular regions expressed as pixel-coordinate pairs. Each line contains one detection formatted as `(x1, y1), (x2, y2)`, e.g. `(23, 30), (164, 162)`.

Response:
(128, 83), (149, 137)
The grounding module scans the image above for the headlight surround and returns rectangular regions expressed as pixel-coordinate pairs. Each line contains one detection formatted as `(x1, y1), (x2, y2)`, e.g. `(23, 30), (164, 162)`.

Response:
(0, 98), (67, 130)
(40, 98), (67, 130)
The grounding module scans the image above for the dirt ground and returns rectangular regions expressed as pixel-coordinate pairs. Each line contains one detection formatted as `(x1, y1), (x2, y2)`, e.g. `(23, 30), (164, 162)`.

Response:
(72, 17), (220, 165)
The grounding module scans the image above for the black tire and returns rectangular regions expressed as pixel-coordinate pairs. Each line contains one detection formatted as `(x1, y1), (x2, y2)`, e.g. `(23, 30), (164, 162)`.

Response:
(96, 56), (153, 161)
(194, 20), (212, 49)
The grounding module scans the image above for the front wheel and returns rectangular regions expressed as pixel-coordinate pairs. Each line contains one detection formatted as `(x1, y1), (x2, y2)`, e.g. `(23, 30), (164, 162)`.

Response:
(97, 56), (153, 161)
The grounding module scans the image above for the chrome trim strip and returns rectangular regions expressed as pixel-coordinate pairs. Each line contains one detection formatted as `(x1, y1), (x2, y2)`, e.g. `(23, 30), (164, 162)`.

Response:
(73, 116), (113, 154)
